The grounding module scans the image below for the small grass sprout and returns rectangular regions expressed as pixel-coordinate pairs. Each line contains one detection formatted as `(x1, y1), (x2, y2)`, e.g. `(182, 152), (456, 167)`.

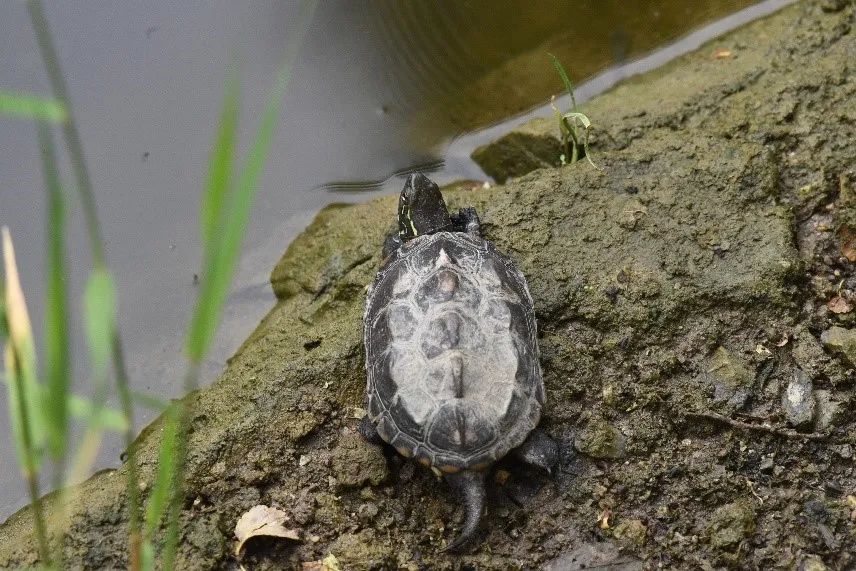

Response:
(548, 53), (600, 170)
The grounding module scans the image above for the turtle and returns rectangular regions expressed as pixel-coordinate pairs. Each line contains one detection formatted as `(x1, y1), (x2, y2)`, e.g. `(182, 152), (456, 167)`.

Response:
(360, 173), (558, 551)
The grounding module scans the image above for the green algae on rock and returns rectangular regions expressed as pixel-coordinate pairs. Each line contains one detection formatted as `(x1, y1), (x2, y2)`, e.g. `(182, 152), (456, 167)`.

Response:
(574, 419), (627, 460)
(329, 433), (389, 489)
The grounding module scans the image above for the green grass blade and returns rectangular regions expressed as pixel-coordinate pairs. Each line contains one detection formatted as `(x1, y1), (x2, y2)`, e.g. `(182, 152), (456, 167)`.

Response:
(548, 53), (579, 110)
(38, 122), (71, 464)
(72, 268), (117, 481)
(200, 70), (239, 252)
(167, 4), (317, 567)
(184, 64), (291, 363)
(144, 408), (179, 537)
(0, 89), (67, 122)
(140, 540), (155, 571)
(83, 268), (115, 383)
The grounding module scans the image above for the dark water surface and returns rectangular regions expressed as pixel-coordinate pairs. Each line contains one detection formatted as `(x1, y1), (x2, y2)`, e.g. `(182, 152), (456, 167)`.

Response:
(0, 0), (789, 519)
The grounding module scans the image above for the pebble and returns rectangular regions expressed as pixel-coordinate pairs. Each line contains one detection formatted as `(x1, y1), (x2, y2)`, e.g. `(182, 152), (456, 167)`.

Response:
(813, 390), (839, 431)
(782, 369), (815, 427)
(330, 433), (390, 488)
(707, 347), (753, 411)
(708, 501), (756, 549)
(612, 518), (647, 547)
(820, 326), (856, 367)
(574, 420), (627, 460)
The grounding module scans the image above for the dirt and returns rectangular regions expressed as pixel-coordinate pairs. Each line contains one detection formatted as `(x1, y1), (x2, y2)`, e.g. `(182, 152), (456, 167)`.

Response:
(1, 1), (855, 569)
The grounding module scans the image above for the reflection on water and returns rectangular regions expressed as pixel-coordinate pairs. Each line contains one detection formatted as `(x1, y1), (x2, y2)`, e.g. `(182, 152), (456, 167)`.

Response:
(370, 0), (757, 145)
(0, 0), (771, 519)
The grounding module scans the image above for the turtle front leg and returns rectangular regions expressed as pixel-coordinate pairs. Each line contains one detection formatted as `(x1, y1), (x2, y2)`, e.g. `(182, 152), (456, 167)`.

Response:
(357, 415), (385, 446)
(382, 232), (403, 259)
(451, 207), (481, 238)
(511, 429), (559, 474)
(443, 470), (486, 552)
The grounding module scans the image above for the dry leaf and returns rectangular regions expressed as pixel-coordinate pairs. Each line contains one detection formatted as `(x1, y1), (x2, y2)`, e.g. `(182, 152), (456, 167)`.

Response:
(302, 554), (341, 571)
(234, 505), (300, 558)
(713, 48), (733, 59)
(828, 296), (853, 314)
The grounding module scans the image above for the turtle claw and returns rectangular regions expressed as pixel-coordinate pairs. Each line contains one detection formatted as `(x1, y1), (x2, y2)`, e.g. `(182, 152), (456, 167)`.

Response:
(512, 428), (558, 473)
(357, 416), (384, 446)
(442, 533), (472, 554)
(443, 471), (486, 553)
(451, 207), (481, 237)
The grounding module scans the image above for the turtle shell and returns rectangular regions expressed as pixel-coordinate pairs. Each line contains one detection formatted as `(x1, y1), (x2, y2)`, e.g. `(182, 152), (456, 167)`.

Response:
(364, 231), (543, 471)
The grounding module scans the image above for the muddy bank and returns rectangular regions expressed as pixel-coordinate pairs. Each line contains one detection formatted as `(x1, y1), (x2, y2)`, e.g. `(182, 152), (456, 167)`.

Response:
(2, 1), (855, 569)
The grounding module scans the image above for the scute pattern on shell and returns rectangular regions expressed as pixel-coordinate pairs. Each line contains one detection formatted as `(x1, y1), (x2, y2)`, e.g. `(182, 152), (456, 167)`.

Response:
(364, 231), (543, 470)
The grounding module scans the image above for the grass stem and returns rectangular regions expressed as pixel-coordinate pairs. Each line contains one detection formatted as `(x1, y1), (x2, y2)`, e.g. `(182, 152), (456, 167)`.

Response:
(112, 332), (142, 570)
(10, 345), (52, 567)
(37, 121), (69, 492)
(26, 0), (105, 268)
(160, 363), (200, 570)
(26, 2), (142, 567)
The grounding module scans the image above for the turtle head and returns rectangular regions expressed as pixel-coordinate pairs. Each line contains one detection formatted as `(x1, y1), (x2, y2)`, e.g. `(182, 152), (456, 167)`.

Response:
(398, 173), (452, 241)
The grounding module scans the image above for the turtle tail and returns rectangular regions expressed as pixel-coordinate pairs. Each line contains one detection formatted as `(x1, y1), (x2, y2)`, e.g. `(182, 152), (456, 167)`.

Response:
(443, 470), (486, 552)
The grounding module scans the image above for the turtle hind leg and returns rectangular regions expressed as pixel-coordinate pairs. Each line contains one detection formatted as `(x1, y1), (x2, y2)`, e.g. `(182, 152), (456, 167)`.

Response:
(451, 207), (481, 237)
(443, 470), (486, 552)
(357, 416), (384, 446)
(512, 429), (559, 474)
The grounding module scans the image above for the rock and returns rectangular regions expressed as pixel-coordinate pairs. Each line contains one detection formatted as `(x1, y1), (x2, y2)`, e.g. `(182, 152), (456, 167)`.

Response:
(707, 347), (754, 411)
(782, 369), (815, 428)
(574, 420), (626, 460)
(792, 329), (830, 380)
(471, 117), (561, 183)
(708, 501), (756, 550)
(820, 327), (856, 367)
(813, 390), (840, 431)
(612, 518), (647, 548)
(3, 2), (856, 569)
(329, 433), (389, 489)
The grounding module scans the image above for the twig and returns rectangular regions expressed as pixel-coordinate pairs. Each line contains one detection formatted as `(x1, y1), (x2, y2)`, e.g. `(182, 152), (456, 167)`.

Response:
(687, 411), (829, 441)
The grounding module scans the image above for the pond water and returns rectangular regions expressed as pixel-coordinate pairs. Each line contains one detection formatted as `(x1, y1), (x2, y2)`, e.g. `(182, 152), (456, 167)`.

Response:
(0, 0), (790, 519)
